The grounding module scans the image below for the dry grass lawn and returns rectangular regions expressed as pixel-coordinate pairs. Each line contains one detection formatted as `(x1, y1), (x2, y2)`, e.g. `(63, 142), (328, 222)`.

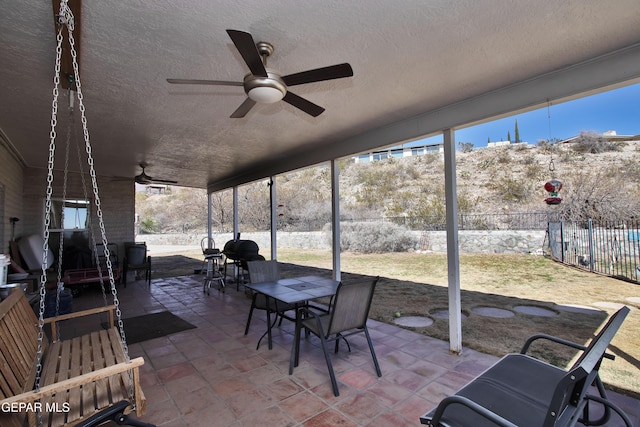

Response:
(151, 248), (640, 397)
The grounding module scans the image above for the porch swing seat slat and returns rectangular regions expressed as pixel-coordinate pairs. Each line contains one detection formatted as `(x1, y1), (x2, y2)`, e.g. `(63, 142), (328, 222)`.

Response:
(0, 290), (146, 427)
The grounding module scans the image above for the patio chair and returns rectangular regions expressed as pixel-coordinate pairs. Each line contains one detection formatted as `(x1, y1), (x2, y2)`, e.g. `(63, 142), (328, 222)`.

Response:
(244, 260), (297, 349)
(289, 277), (382, 396)
(420, 305), (632, 427)
(123, 242), (151, 287)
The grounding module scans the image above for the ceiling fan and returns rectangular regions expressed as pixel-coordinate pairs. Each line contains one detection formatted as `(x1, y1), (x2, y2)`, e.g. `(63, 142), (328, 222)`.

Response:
(135, 163), (178, 185)
(167, 29), (353, 118)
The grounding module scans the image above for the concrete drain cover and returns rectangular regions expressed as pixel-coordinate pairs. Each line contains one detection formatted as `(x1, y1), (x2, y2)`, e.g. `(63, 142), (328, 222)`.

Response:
(393, 316), (433, 327)
(514, 305), (558, 317)
(471, 306), (514, 318)
(431, 310), (468, 319)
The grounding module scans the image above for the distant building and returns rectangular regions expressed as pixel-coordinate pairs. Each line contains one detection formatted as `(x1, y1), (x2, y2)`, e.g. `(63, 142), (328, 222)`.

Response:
(558, 130), (640, 144)
(354, 143), (444, 163)
(487, 140), (511, 147)
(145, 184), (171, 195)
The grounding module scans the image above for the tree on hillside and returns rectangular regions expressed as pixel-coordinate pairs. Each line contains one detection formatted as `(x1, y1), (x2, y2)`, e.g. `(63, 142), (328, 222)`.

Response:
(458, 142), (474, 152)
(238, 181), (271, 231)
(277, 168), (332, 231)
(557, 168), (639, 223)
(515, 120), (521, 143)
(507, 131), (511, 143)
(209, 190), (233, 233)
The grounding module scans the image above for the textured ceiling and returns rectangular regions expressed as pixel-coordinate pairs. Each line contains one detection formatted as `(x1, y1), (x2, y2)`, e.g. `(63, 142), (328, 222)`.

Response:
(1, 1), (640, 191)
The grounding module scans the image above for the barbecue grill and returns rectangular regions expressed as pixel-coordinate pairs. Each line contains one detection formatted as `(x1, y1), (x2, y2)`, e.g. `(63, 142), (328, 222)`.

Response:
(222, 239), (264, 289)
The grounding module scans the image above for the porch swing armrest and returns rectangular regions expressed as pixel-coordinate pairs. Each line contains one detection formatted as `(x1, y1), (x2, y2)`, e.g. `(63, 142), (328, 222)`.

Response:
(43, 304), (117, 341)
(0, 357), (145, 405)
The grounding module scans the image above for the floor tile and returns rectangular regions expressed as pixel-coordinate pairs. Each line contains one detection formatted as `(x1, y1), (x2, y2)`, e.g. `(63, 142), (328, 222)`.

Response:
(64, 274), (639, 427)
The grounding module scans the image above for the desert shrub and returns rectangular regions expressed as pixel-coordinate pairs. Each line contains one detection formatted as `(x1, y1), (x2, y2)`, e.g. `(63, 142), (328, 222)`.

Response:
(572, 131), (624, 153)
(486, 176), (530, 203)
(536, 139), (557, 152)
(524, 162), (544, 180)
(139, 217), (159, 234)
(324, 221), (415, 253)
(496, 149), (511, 164)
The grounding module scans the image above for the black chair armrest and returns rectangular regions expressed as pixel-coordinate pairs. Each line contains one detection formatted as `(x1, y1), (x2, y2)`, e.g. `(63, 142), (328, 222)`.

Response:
(427, 395), (518, 427)
(520, 333), (615, 361)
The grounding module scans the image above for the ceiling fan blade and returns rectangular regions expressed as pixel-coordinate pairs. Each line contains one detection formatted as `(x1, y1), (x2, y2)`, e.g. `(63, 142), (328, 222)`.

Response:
(282, 63), (353, 86)
(148, 178), (178, 184)
(167, 78), (243, 86)
(226, 29), (268, 77)
(282, 92), (325, 117)
(230, 97), (257, 118)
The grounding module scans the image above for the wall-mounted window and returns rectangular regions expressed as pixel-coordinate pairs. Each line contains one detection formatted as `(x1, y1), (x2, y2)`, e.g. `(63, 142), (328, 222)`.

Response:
(48, 199), (90, 231)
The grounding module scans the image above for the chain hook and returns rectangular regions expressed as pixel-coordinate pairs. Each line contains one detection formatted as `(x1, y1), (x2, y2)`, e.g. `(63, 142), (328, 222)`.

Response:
(55, 0), (74, 31)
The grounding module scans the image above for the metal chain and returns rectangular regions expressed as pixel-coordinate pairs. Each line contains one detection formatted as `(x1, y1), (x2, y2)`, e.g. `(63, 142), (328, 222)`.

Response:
(54, 91), (73, 341)
(37, 1), (135, 413)
(35, 11), (66, 426)
(66, 12), (135, 403)
(75, 132), (110, 308)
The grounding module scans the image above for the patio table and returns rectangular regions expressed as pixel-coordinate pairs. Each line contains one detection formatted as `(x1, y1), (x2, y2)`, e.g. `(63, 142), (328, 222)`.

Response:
(243, 275), (340, 349)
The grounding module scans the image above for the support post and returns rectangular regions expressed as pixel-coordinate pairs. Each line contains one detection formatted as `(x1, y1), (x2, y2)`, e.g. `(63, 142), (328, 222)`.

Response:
(331, 160), (341, 282)
(588, 218), (595, 272)
(207, 192), (212, 242)
(443, 129), (462, 354)
(233, 186), (239, 240)
(269, 177), (277, 260)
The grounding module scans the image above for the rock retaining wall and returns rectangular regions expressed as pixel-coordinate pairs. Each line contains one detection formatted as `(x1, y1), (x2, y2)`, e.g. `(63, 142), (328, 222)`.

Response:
(140, 230), (546, 255)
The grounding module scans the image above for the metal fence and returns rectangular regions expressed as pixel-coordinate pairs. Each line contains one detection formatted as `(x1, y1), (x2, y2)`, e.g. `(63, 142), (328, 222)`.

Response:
(357, 212), (555, 231)
(548, 219), (640, 284)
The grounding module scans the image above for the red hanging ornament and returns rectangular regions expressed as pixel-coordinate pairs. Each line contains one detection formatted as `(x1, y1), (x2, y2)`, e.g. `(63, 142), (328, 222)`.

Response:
(544, 179), (562, 205)
(544, 154), (562, 205)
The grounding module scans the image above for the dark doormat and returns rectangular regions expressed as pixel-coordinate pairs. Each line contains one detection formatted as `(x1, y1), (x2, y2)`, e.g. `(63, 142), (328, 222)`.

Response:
(119, 311), (197, 344)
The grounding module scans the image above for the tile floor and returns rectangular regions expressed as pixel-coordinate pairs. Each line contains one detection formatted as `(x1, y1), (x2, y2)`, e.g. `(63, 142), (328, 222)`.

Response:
(66, 274), (639, 427)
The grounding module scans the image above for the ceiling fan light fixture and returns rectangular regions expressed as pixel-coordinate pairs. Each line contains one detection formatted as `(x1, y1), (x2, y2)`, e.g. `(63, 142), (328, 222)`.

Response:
(248, 85), (286, 103)
(244, 71), (287, 103)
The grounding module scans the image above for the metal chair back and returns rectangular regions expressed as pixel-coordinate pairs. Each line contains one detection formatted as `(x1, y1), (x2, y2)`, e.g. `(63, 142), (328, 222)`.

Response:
(247, 260), (280, 283)
(326, 278), (377, 337)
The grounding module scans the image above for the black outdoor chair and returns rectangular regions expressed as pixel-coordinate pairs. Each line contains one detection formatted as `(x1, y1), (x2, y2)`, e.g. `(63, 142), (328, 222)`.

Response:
(420, 306), (632, 427)
(289, 277), (382, 396)
(75, 400), (155, 427)
(123, 242), (151, 287)
(244, 260), (297, 349)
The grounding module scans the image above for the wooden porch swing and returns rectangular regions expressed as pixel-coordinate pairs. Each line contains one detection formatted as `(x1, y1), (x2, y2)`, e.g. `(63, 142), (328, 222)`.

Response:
(0, 2), (149, 426)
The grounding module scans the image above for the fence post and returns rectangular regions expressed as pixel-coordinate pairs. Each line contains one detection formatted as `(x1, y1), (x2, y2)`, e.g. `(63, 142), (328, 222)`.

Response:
(588, 219), (595, 272)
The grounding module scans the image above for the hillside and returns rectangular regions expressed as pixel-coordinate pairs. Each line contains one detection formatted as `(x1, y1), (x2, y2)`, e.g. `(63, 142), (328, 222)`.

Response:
(136, 134), (640, 233)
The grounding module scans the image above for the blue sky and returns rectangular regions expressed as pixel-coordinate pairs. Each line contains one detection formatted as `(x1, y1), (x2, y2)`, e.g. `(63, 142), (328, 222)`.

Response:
(413, 82), (639, 148)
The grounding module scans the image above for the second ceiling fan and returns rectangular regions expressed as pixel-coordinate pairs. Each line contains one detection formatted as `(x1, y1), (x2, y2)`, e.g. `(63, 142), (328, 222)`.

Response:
(167, 29), (353, 118)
